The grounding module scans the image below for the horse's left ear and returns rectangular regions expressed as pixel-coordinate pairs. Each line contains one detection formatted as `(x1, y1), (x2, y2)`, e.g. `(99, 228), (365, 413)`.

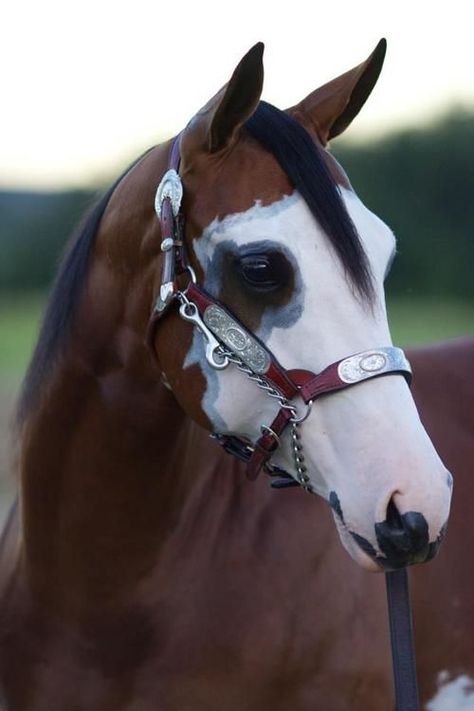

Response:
(183, 42), (264, 159)
(290, 39), (387, 145)
(208, 42), (264, 152)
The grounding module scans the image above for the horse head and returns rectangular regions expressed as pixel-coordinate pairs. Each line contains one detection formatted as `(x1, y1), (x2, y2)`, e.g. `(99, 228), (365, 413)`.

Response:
(149, 42), (452, 572)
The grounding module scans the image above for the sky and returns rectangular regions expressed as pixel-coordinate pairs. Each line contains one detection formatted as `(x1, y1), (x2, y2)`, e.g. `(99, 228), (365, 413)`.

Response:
(1, 0), (473, 189)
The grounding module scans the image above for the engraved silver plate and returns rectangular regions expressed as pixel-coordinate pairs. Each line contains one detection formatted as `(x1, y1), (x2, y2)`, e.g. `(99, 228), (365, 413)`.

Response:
(203, 305), (271, 374)
(338, 347), (411, 384)
(154, 169), (183, 218)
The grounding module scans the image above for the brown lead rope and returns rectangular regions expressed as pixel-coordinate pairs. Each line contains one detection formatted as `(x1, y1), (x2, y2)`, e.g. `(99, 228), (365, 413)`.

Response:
(386, 569), (420, 711)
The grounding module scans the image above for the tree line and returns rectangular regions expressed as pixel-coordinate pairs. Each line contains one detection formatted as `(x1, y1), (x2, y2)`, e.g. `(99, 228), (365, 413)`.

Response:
(1, 107), (473, 299)
(334, 107), (473, 299)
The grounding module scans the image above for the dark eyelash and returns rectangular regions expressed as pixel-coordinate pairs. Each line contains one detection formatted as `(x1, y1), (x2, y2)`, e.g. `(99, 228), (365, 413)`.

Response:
(236, 251), (292, 292)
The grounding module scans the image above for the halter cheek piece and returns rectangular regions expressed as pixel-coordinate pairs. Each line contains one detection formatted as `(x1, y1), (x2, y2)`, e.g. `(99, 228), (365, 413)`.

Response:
(147, 138), (412, 493)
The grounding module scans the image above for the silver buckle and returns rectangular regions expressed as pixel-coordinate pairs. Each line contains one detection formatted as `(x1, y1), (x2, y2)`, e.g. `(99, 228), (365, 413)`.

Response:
(154, 169), (183, 219)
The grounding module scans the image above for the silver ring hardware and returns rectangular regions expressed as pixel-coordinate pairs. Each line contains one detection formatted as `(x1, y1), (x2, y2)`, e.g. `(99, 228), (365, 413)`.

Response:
(186, 265), (197, 284)
(289, 399), (313, 424)
(260, 425), (281, 448)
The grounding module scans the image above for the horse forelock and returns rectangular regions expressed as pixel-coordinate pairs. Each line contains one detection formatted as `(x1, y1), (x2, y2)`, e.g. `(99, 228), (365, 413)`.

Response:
(245, 102), (375, 302)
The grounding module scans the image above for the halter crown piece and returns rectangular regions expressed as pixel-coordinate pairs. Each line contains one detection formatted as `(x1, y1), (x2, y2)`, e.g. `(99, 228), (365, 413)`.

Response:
(147, 136), (412, 491)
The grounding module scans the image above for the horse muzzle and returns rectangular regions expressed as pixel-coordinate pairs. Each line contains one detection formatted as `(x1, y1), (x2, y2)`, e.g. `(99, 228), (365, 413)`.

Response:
(351, 502), (449, 571)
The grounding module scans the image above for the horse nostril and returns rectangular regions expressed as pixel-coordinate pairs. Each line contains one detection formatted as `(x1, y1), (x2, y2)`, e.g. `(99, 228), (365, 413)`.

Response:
(385, 498), (403, 531)
(375, 498), (430, 566)
(401, 511), (429, 546)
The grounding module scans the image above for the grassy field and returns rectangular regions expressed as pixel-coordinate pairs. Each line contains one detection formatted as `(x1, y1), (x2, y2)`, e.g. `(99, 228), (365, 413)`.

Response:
(0, 292), (472, 380)
(0, 292), (45, 379)
(386, 297), (473, 347)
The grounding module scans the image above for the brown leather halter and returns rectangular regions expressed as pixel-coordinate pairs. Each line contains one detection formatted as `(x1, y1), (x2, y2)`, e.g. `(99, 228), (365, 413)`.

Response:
(147, 137), (412, 491)
(147, 136), (420, 711)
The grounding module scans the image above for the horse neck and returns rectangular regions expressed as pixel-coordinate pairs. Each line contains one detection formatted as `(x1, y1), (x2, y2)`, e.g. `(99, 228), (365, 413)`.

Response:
(16, 145), (218, 609)
(19, 331), (210, 600)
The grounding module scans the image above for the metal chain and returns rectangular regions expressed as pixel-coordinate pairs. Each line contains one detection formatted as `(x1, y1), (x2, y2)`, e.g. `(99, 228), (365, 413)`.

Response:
(174, 296), (314, 492)
(216, 345), (296, 413)
(290, 423), (313, 492)
(217, 344), (314, 493)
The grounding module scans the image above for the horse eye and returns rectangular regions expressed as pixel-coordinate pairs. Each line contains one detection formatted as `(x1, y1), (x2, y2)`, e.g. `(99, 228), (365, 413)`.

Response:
(237, 252), (290, 291)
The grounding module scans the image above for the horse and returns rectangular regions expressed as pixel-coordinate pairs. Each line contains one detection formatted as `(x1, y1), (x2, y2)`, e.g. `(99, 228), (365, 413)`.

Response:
(0, 39), (470, 710)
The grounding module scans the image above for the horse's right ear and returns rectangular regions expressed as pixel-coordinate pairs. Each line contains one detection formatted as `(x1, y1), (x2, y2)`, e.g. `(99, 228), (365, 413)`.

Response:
(185, 43), (264, 156)
(290, 39), (387, 145)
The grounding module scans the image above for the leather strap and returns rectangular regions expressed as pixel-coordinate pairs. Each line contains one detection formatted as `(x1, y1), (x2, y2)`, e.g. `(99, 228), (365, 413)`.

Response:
(246, 408), (293, 480)
(386, 569), (420, 710)
(178, 283), (412, 483)
(299, 355), (411, 404)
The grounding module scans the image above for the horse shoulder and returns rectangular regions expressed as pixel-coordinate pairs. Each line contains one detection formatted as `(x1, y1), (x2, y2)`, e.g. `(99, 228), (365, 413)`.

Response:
(408, 338), (474, 704)
(409, 336), (474, 456)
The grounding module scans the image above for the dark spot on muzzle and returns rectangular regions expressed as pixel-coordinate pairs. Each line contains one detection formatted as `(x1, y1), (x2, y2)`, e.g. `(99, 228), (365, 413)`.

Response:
(350, 502), (448, 571)
(350, 532), (378, 560)
(329, 491), (345, 524)
(375, 503), (430, 568)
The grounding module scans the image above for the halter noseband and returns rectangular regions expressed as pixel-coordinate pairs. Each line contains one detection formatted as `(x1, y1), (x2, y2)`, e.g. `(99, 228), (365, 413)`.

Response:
(147, 137), (412, 492)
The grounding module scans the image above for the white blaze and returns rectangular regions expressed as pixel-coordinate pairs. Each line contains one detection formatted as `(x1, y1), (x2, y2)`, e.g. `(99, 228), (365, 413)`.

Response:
(185, 188), (451, 570)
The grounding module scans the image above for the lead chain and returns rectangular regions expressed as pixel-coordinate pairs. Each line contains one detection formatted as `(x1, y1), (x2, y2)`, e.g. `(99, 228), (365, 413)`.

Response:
(217, 343), (314, 493)
(216, 345), (295, 412)
(291, 423), (313, 492)
(175, 303), (314, 492)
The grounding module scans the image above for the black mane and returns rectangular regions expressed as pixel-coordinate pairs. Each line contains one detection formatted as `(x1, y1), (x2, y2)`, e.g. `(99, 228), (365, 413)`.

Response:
(246, 101), (374, 300)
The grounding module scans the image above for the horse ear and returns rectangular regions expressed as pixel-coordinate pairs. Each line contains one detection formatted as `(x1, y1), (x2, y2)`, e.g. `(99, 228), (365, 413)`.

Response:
(201, 43), (264, 153)
(291, 39), (387, 145)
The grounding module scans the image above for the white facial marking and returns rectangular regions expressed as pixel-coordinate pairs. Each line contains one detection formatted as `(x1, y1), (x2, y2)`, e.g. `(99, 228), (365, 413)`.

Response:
(185, 186), (451, 570)
(185, 193), (301, 435)
(427, 672), (474, 710)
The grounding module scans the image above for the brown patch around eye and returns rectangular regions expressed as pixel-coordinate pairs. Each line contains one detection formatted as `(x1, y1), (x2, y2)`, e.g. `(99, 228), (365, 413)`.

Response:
(216, 248), (296, 333)
(238, 252), (292, 291)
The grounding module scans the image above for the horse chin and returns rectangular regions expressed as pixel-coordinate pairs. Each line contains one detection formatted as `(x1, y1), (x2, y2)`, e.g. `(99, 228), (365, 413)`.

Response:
(331, 512), (382, 573)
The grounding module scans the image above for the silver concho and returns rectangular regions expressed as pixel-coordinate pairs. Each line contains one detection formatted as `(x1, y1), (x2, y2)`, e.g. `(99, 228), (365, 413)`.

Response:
(203, 305), (271, 374)
(154, 169), (183, 219)
(337, 347), (411, 384)
(161, 237), (174, 252)
(360, 353), (387, 372)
